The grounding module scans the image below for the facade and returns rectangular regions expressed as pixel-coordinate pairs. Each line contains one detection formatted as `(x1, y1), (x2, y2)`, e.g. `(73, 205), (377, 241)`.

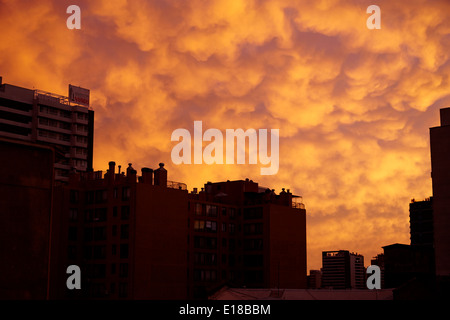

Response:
(50, 165), (306, 299)
(371, 253), (385, 289)
(0, 78), (94, 183)
(321, 250), (365, 289)
(429, 107), (450, 278)
(307, 270), (322, 289)
(0, 137), (54, 299)
(409, 197), (434, 248)
(186, 179), (307, 299)
(50, 162), (188, 299)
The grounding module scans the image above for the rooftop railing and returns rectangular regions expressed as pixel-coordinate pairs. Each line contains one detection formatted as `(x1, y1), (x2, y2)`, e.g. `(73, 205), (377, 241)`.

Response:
(167, 180), (187, 190)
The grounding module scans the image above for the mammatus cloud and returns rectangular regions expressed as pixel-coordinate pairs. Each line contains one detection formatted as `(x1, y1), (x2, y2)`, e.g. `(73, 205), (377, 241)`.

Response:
(1, 0), (449, 270)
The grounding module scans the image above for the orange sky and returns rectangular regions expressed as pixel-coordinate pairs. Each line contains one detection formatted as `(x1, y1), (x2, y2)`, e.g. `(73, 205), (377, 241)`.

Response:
(1, 0), (450, 272)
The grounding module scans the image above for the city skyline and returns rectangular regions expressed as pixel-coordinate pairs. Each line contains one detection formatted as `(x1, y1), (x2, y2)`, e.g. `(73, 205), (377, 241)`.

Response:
(1, 0), (450, 273)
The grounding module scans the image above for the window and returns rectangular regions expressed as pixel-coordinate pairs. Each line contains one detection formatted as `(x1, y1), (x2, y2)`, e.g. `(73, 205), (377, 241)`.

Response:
(119, 263), (128, 278)
(69, 208), (78, 221)
(194, 220), (217, 232)
(194, 220), (204, 231)
(119, 283), (128, 298)
(95, 190), (107, 203)
(112, 225), (117, 237)
(60, 122), (71, 130)
(244, 223), (263, 235)
(229, 223), (235, 234)
(111, 264), (116, 274)
(68, 246), (76, 260)
(205, 221), (217, 232)
(70, 190), (79, 204)
(113, 188), (118, 199)
(195, 203), (202, 215)
(122, 187), (130, 201)
(84, 228), (93, 241)
(194, 270), (217, 282)
(94, 208), (107, 222)
(93, 245), (106, 259)
(221, 223), (226, 232)
(244, 239), (263, 251)
(68, 227), (77, 241)
(229, 208), (236, 219)
(93, 227), (106, 241)
(222, 207), (227, 216)
(193, 236), (217, 249)
(206, 205), (217, 217)
(112, 245), (117, 255)
(86, 191), (94, 204)
(87, 264), (106, 279)
(121, 206), (130, 220)
(83, 247), (92, 260)
(120, 244), (129, 259)
(113, 206), (118, 217)
(121, 225), (129, 239)
(194, 253), (216, 265)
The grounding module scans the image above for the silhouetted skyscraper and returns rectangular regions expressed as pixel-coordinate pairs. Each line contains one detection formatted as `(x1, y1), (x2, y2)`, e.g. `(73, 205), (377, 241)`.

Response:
(430, 108), (450, 278)
(409, 197), (434, 248)
(321, 250), (365, 289)
(0, 78), (94, 183)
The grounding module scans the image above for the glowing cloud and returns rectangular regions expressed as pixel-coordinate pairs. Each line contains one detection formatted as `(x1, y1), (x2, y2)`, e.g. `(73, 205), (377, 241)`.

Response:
(1, 0), (450, 271)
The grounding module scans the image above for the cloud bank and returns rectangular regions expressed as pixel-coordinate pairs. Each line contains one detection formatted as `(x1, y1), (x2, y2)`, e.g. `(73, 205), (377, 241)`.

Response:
(1, 0), (449, 270)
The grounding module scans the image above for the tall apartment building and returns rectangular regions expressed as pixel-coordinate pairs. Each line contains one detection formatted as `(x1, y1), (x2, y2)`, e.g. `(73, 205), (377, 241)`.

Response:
(321, 250), (365, 289)
(187, 180), (307, 298)
(409, 197), (434, 248)
(0, 77), (94, 183)
(430, 107), (450, 278)
(50, 162), (188, 299)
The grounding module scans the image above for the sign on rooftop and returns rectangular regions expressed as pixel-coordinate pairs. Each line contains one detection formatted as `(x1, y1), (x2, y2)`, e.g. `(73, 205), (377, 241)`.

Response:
(69, 84), (89, 106)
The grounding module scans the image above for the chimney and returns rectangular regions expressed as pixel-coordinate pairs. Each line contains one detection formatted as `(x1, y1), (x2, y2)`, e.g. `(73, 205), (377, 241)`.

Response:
(126, 163), (137, 181)
(107, 161), (116, 183)
(141, 167), (153, 185)
(154, 162), (167, 187)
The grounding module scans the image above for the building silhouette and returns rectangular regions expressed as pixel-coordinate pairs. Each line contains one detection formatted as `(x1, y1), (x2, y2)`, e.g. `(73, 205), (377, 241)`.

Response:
(429, 107), (450, 279)
(381, 199), (435, 290)
(0, 77), (94, 183)
(307, 270), (322, 289)
(410, 197), (434, 248)
(50, 162), (188, 299)
(187, 180), (307, 298)
(48, 162), (307, 299)
(371, 253), (385, 289)
(0, 137), (55, 299)
(321, 250), (365, 289)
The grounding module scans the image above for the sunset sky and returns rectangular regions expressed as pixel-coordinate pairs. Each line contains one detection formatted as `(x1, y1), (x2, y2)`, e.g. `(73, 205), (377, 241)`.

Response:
(1, 0), (450, 272)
